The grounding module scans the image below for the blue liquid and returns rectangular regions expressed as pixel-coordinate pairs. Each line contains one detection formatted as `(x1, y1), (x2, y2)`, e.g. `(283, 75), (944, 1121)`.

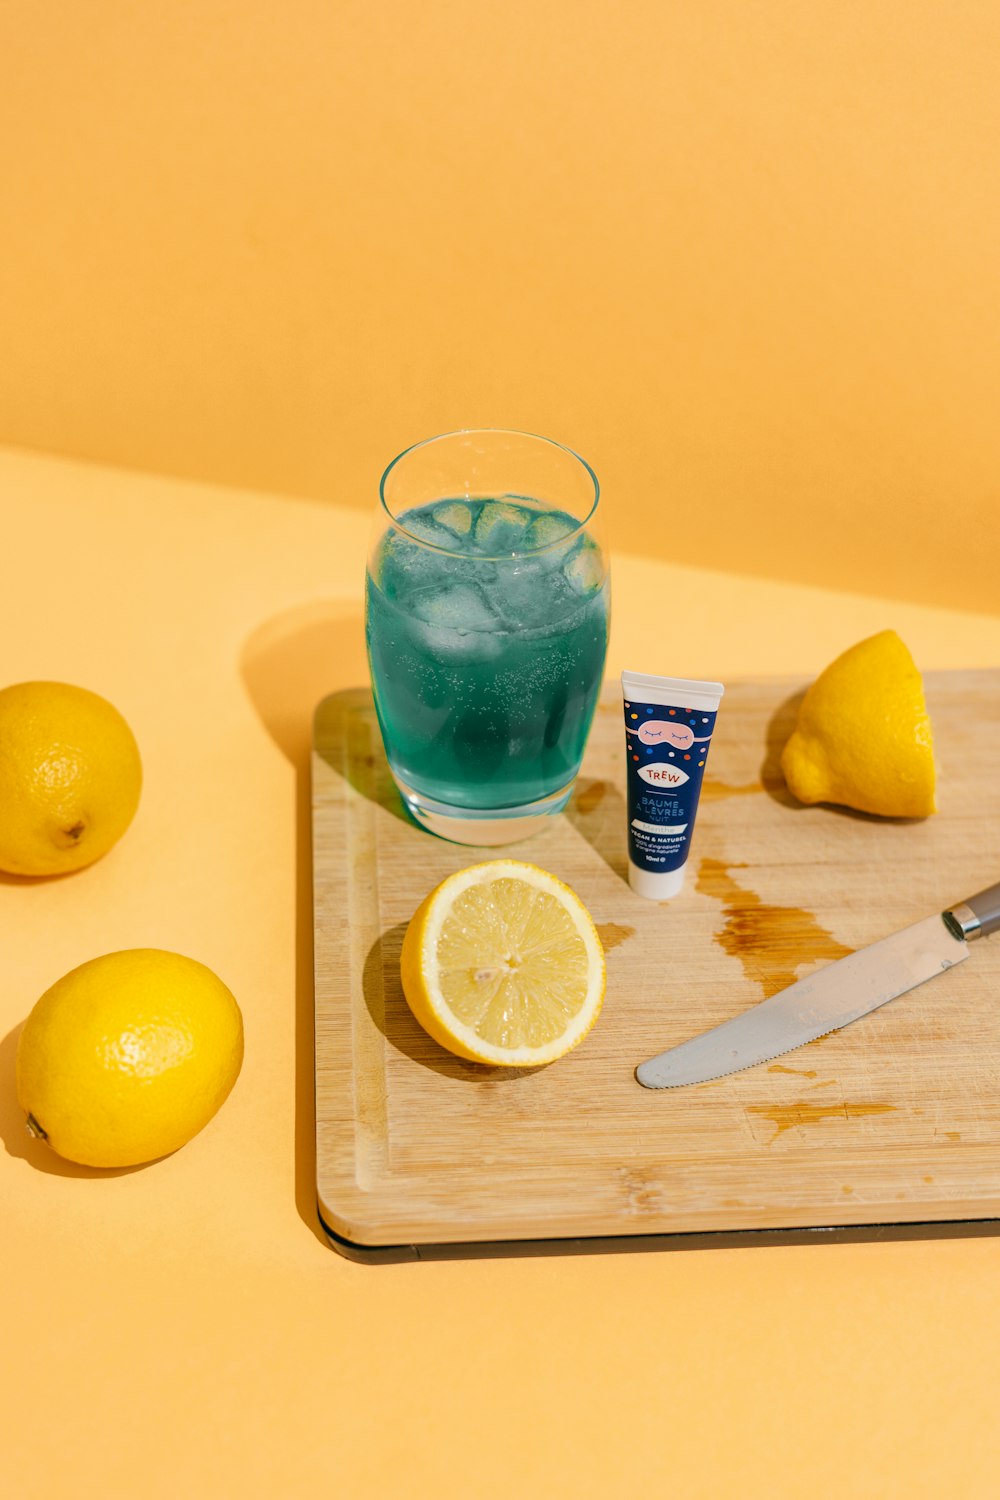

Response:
(366, 497), (609, 811)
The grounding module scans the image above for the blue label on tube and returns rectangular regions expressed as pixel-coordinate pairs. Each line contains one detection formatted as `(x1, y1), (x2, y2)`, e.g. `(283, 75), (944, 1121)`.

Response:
(623, 697), (718, 873)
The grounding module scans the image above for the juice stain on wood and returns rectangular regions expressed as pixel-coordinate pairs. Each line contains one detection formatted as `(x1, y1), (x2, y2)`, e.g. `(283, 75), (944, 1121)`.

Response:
(700, 777), (763, 801)
(574, 780), (608, 815)
(748, 1100), (897, 1141)
(596, 923), (635, 953)
(697, 857), (854, 997)
(768, 1063), (818, 1078)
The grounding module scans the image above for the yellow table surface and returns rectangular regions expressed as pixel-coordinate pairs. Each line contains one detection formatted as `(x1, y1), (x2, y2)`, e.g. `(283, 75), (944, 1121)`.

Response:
(4, 444), (1000, 1499)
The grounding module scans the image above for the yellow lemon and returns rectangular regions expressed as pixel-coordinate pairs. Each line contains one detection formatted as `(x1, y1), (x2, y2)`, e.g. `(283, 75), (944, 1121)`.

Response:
(16, 949), (244, 1167)
(781, 630), (936, 818)
(400, 860), (606, 1067)
(0, 681), (142, 875)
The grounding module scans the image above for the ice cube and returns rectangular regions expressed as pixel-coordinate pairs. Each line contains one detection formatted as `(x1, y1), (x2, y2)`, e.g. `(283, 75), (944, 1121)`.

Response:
(529, 512), (577, 549)
(408, 584), (504, 661)
(485, 558), (556, 629)
(474, 500), (531, 554)
(563, 540), (605, 596)
(411, 583), (499, 632)
(375, 527), (447, 596)
(433, 501), (475, 538)
(399, 509), (450, 549)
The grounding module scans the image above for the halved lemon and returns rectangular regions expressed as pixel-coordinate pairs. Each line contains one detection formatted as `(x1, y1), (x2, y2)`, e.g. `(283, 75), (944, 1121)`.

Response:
(399, 860), (606, 1067)
(781, 629), (936, 818)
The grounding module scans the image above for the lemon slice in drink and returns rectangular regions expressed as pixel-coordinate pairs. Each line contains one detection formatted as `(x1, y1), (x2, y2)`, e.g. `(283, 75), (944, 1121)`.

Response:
(400, 860), (606, 1066)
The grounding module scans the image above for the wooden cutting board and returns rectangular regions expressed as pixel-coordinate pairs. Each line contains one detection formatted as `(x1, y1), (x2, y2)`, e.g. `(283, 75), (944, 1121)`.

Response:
(312, 671), (1000, 1260)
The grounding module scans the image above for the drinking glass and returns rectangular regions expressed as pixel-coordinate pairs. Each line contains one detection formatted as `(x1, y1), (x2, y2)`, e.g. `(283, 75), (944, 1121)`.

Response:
(365, 429), (609, 844)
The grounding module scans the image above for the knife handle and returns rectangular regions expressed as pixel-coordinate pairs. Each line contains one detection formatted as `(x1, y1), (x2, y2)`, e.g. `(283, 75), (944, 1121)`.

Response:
(945, 883), (1000, 942)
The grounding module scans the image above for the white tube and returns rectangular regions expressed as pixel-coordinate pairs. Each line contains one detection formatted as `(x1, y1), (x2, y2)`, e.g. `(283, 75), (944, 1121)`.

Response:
(621, 670), (725, 900)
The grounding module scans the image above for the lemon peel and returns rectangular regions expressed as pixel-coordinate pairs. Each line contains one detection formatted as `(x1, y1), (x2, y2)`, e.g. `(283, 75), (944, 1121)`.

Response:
(16, 949), (244, 1167)
(781, 630), (936, 818)
(0, 681), (142, 875)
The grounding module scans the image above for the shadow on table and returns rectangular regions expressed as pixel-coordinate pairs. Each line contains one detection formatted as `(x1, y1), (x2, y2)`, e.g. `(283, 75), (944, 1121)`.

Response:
(312, 688), (412, 829)
(240, 609), (642, 1227)
(240, 600), (370, 1247)
(362, 922), (536, 1083)
(761, 689), (807, 809)
(564, 775), (629, 885)
(0, 869), (77, 886)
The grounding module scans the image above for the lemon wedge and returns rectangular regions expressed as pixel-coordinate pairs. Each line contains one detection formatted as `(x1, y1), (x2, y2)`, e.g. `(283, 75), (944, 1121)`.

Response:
(399, 860), (606, 1066)
(781, 629), (936, 818)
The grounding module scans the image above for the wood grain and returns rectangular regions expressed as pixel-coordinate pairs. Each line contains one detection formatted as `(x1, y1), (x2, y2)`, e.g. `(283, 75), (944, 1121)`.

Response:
(312, 673), (1000, 1250)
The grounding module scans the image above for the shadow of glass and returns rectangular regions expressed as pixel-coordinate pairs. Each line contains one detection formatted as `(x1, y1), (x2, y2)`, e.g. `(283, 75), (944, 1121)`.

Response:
(242, 602), (371, 770)
(0, 1023), (149, 1177)
(313, 689), (412, 829)
(563, 775), (630, 885)
(362, 923), (538, 1084)
(240, 599), (373, 1246)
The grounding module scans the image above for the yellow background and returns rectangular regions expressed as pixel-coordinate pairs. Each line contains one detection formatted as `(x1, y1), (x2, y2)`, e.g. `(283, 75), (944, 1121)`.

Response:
(1, 2), (998, 609)
(3, 4), (1000, 1496)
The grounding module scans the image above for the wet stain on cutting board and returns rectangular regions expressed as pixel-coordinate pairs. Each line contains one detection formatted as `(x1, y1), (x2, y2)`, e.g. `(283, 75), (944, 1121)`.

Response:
(574, 780), (608, 815)
(700, 777), (763, 802)
(697, 857), (854, 998)
(595, 922), (635, 953)
(748, 1100), (897, 1143)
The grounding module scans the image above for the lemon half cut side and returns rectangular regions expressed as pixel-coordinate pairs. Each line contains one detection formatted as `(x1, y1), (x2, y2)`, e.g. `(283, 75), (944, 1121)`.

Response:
(400, 860), (606, 1067)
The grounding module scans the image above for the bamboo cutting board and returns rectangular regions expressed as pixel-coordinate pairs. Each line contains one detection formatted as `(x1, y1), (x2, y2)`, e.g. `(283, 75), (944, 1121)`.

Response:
(312, 672), (1000, 1259)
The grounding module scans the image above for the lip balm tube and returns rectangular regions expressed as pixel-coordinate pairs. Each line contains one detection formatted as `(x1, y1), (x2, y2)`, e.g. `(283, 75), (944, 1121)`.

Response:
(621, 670), (725, 900)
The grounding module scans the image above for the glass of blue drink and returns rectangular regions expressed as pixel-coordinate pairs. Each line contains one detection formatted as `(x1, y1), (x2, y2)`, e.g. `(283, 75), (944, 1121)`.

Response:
(366, 429), (609, 844)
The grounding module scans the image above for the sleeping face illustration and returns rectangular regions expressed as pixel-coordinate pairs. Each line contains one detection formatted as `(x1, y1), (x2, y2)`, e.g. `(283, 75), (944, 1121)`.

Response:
(628, 719), (712, 750)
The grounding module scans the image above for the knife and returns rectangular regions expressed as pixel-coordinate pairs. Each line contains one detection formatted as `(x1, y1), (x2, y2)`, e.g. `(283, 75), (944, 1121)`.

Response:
(636, 881), (1000, 1089)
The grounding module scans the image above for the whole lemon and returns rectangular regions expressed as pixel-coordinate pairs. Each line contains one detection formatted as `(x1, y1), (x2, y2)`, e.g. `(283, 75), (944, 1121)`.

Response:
(16, 949), (244, 1168)
(0, 681), (142, 876)
(781, 629), (936, 818)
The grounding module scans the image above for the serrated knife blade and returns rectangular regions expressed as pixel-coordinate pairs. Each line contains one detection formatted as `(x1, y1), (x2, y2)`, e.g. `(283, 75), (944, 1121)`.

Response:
(636, 881), (1000, 1090)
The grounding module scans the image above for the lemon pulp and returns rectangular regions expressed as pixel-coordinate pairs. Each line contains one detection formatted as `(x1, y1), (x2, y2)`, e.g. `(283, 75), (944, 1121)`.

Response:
(438, 878), (591, 1049)
(400, 861), (606, 1066)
